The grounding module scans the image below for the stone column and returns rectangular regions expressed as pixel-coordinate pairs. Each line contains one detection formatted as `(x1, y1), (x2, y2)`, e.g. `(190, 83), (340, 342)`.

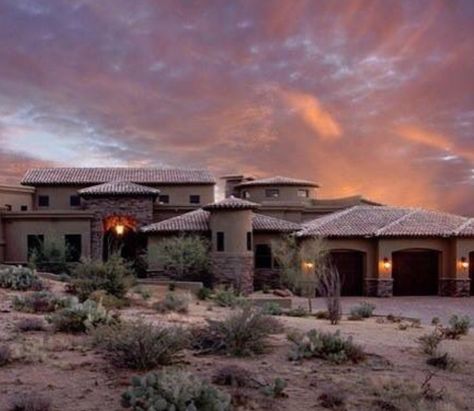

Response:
(367, 239), (394, 297)
(439, 238), (473, 297)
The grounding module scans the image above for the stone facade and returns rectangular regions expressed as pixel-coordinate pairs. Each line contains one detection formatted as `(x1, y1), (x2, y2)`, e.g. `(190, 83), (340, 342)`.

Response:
(439, 278), (471, 297)
(254, 268), (281, 290)
(84, 196), (154, 260)
(211, 252), (254, 295)
(365, 278), (394, 297)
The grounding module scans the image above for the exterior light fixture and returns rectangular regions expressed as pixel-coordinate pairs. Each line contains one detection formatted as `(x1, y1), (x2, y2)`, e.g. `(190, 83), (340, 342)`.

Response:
(304, 261), (315, 270)
(115, 224), (125, 236)
(460, 257), (469, 270)
(382, 257), (391, 270)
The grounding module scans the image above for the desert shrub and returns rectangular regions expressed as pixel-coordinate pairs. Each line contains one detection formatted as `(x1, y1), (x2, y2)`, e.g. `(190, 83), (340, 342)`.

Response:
(28, 235), (71, 275)
(286, 307), (308, 317)
(261, 302), (283, 316)
(154, 292), (190, 314)
(426, 352), (458, 371)
(441, 315), (471, 339)
(288, 329), (365, 364)
(122, 368), (231, 411)
(8, 392), (52, 411)
(48, 298), (117, 333)
(0, 266), (44, 291)
(192, 307), (283, 356)
(349, 302), (375, 319)
(213, 288), (241, 308)
(197, 287), (212, 301)
(212, 365), (255, 388)
(0, 345), (12, 366)
(92, 320), (188, 370)
(417, 332), (443, 356)
(314, 310), (330, 320)
(386, 314), (402, 323)
(318, 387), (346, 409)
(13, 291), (67, 313)
(431, 317), (441, 326)
(88, 289), (129, 309)
(70, 255), (135, 301)
(262, 378), (288, 398)
(133, 286), (151, 300)
(16, 318), (46, 332)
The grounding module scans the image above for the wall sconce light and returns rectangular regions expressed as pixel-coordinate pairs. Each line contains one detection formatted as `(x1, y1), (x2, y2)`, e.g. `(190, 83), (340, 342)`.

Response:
(115, 224), (125, 236)
(460, 257), (469, 270)
(382, 257), (391, 270)
(304, 261), (315, 270)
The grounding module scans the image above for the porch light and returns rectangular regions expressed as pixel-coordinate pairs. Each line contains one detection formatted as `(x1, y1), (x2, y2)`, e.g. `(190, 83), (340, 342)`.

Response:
(460, 257), (469, 270)
(304, 261), (314, 270)
(382, 257), (391, 270)
(115, 224), (125, 236)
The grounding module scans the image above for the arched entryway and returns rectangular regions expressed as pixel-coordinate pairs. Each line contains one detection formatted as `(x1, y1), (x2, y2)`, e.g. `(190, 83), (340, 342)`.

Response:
(330, 250), (365, 296)
(470, 252), (474, 296)
(102, 215), (139, 262)
(392, 249), (440, 296)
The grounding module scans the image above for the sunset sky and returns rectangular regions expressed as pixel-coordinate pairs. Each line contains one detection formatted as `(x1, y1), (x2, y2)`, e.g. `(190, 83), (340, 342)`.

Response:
(0, 0), (472, 215)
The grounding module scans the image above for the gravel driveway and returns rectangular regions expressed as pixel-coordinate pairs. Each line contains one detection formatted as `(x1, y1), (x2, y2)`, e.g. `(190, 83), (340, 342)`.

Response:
(295, 296), (474, 324)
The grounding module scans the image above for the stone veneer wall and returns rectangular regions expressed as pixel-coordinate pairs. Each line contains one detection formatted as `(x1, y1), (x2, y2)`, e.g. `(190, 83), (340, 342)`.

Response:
(254, 268), (281, 290)
(364, 278), (393, 297)
(84, 196), (154, 260)
(211, 252), (254, 295)
(439, 278), (471, 297)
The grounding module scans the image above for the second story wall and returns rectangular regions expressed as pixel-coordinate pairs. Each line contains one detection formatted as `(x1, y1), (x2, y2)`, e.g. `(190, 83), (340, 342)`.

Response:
(0, 185), (34, 212)
(237, 185), (317, 204)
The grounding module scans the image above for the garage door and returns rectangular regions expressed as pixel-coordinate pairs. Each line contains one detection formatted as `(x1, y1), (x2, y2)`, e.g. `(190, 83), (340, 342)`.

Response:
(330, 251), (364, 296)
(470, 252), (474, 296)
(392, 250), (439, 296)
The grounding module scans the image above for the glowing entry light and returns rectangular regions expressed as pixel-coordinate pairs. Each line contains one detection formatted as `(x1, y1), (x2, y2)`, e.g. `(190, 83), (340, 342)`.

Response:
(115, 224), (125, 236)
(304, 261), (315, 270)
(382, 257), (391, 270)
(460, 257), (469, 270)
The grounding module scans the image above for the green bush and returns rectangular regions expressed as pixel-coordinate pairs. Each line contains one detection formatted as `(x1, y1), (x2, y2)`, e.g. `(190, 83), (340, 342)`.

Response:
(0, 345), (12, 366)
(154, 292), (190, 314)
(28, 235), (71, 275)
(8, 392), (52, 411)
(442, 315), (471, 339)
(16, 318), (46, 332)
(192, 307), (283, 357)
(48, 298), (117, 333)
(92, 320), (188, 370)
(71, 255), (135, 301)
(121, 369), (231, 410)
(426, 352), (458, 371)
(349, 302), (375, 319)
(213, 288), (241, 308)
(88, 289), (129, 309)
(261, 302), (283, 316)
(0, 266), (44, 291)
(417, 332), (443, 356)
(288, 329), (365, 364)
(262, 377), (288, 398)
(314, 310), (330, 320)
(13, 291), (68, 313)
(286, 307), (308, 317)
(197, 287), (212, 301)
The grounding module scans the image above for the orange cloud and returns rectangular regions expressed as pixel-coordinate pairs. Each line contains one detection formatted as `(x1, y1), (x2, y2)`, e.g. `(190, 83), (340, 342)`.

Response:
(281, 90), (342, 140)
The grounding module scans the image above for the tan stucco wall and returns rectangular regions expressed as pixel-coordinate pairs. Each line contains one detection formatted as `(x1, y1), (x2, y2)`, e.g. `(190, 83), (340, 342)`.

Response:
(34, 186), (86, 210)
(377, 238), (453, 279)
(0, 213), (5, 262)
(3, 216), (92, 263)
(454, 238), (474, 278)
(237, 185), (316, 204)
(209, 210), (253, 253)
(0, 185), (34, 211)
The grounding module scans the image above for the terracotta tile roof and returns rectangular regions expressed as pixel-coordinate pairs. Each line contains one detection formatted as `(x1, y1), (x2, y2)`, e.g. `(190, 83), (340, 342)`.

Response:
(235, 176), (319, 188)
(252, 214), (300, 232)
(78, 181), (160, 197)
(298, 206), (473, 238)
(21, 167), (216, 185)
(141, 210), (300, 233)
(203, 196), (261, 211)
(452, 218), (474, 237)
(141, 209), (211, 233)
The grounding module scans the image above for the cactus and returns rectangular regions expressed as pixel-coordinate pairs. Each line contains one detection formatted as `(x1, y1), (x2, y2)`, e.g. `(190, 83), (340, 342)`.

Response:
(0, 266), (44, 291)
(121, 369), (231, 411)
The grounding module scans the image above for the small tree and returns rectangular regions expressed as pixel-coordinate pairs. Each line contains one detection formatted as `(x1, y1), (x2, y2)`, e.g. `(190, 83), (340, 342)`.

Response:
(315, 263), (342, 325)
(29, 234), (72, 274)
(149, 234), (210, 280)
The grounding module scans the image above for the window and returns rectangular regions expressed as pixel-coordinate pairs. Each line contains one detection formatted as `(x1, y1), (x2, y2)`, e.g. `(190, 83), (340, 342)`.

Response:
(216, 232), (225, 252)
(190, 195), (201, 204)
(70, 195), (81, 207)
(21, 205), (28, 211)
(265, 189), (280, 198)
(246, 232), (252, 251)
(297, 189), (309, 198)
(38, 195), (49, 207)
(65, 234), (82, 262)
(4, 204), (12, 211)
(255, 244), (272, 269)
(242, 190), (250, 199)
(27, 234), (44, 258)
(158, 195), (170, 204)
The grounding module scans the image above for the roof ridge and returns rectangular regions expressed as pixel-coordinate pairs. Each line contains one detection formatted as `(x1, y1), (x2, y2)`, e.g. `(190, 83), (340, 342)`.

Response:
(374, 208), (418, 236)
(452, 217), (474, 235)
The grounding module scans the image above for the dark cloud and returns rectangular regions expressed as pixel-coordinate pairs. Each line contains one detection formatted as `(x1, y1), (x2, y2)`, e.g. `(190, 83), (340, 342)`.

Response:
(0, 0), (472, 214)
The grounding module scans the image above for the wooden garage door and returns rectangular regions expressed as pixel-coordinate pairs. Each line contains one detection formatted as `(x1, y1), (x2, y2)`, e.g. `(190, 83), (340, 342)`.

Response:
(392, 250), (439, 296)
(330, 251), (364, 296)
(470, 252), (474, 296)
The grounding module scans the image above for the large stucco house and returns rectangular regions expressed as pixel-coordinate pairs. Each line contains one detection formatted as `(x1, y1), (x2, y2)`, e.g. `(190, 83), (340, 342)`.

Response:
(0, 167), (473, 297)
